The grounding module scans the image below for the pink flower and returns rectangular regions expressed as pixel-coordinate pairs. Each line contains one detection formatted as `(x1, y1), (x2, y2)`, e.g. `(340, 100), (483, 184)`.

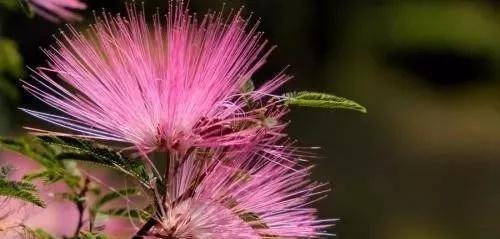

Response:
(23, 2), (290, 153)
(148, 144), (334, 238)
(27, 0), (87, 23)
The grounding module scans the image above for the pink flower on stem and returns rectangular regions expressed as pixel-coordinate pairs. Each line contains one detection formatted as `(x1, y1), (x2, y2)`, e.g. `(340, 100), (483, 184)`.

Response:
(147, 143), (334, 238)
(27, 0), (87, 23)
(22, 1), (291, 154)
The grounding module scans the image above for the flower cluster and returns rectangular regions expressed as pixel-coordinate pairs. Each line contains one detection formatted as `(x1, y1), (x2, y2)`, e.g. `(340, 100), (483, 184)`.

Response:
(151, 142), (333, 238)
(23, 4), (290, 154)
(22, 1), (334, 238)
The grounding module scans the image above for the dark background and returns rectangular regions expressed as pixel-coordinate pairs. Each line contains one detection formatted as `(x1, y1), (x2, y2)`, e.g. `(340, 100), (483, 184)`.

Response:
(2, 1), (500, 238)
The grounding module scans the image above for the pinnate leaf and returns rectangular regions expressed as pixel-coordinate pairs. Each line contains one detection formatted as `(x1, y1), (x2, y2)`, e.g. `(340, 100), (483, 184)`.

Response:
(28, 228), (56, 239)
(0, 136), (79, 186)
(283, 91), (367, 113)
(0, 177), (45, 207)
(75, 231), (110, 239)
(38, 136), (151, 187)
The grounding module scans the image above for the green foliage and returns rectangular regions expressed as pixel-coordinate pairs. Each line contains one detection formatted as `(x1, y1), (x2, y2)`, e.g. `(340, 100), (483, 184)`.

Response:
(38, 136), (151, 187)
(0, 163), (44, 207)
(0, 136), (80, 187)
(0, 38), (23, 101)
(283, 91), (367, 113)
(0, 136), (150, 188)
(0, 136), (149, 234)
(0, 176), (45, 207)
(75, 231), (111, 239)
(0, 0), (34, 17)
(0, 38), (22, 76)
(29, 229), (56, 239)
(0, 0), (18, 10)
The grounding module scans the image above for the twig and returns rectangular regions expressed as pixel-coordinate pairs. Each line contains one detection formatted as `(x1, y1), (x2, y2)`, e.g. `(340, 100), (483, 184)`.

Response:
(74, 177), (90, 237)
(131, 217), (157, 239)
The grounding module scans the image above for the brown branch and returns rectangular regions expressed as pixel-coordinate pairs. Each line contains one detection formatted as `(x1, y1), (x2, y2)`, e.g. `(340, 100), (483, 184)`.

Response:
(74, 177), (90, 237)
(132, 217), (157, 239)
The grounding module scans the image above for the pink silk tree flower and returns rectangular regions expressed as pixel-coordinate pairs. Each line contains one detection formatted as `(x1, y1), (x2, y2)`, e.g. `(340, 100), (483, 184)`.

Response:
(26, 0), (87, 23)
(146, 144), (334, 238)
(22, 2), (291, 153)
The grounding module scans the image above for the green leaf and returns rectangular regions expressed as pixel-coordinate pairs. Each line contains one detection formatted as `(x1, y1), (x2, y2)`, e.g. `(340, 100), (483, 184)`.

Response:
(0, 178), (45, 207)
(0, 136), (56, 166)
(76, 231), (110, 239)
(0, 0), (19, 10)
(18, 0), (35, 18)
(283, 91), (367, 113)
(0, 38), (23, 77)
(38, 136), (151, 187)
(28, 228), (56, 239)
(0, 0), (35, 17)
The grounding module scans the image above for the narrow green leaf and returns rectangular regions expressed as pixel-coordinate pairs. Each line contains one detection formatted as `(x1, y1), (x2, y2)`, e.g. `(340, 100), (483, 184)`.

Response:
(18, 0), (35, 18)
(28, 228), (56, 239)
(0, 38), (23, 77)
(283, 91), (367, 113)
(0, 178), (45, 207)
(76, 231), (110, 239)
(0, 0), (35, 17)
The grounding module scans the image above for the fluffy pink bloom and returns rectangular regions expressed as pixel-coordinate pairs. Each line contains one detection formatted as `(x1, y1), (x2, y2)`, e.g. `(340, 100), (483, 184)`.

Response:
(23, 2), (290, 153)
(27, 0), (87, 23)
(147, 144), (334, 238)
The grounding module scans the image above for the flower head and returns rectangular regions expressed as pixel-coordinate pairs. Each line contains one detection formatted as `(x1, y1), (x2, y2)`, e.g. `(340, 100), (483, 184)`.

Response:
(27, 0), (87, 23)
(148, 143), (334, 238)
(23, 1), (290, 153)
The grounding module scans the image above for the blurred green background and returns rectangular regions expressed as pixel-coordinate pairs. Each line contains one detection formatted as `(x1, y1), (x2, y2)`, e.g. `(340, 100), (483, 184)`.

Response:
(2, 0), (500, 238)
